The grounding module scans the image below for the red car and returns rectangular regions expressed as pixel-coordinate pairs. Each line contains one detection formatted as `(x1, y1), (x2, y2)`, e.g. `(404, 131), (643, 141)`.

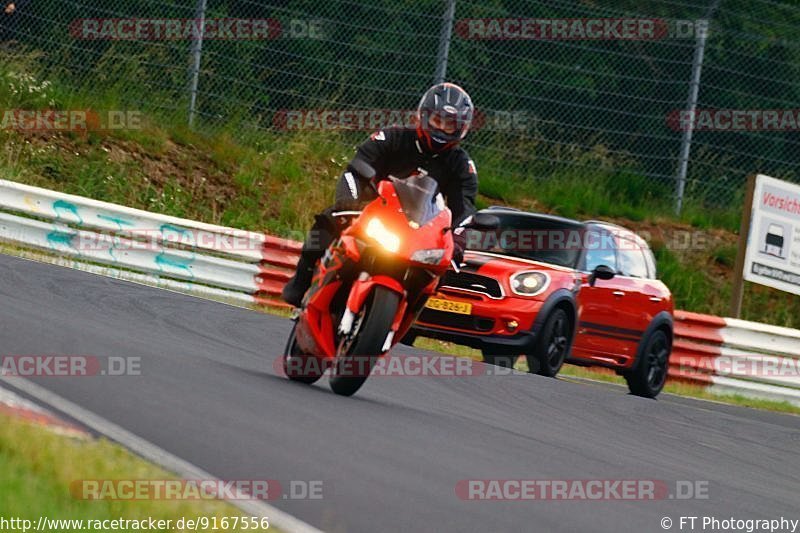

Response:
(405, 207), (674, 398)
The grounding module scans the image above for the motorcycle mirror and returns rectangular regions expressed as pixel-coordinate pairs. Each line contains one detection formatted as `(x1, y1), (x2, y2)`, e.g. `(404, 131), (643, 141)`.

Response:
(351, 158), (376, 180)
(350, 158), (385, 203)
(464, 213), (500, 231)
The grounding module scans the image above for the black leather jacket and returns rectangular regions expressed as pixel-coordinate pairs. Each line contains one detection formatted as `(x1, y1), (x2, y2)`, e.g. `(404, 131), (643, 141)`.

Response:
(347, 127), (478, 226)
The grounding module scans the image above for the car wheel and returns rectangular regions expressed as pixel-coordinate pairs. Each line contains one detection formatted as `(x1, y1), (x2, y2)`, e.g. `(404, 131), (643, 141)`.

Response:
(526, 308), (570, 377)
(624, 329), (670, 398)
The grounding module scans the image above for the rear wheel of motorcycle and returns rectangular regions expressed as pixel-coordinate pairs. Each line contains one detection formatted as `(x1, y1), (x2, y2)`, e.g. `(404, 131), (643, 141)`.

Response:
(329, 286), (400, 397)
(282, 321), (324, 385)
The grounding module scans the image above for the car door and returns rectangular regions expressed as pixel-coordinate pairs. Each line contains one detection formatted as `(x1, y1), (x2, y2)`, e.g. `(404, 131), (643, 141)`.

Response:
(572, 227), (634, 364)
(603, 235), (656, 364)
(636, 242), (673, 324)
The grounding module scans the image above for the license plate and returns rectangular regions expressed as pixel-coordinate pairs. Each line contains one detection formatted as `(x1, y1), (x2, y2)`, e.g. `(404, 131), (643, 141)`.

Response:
(425, 297), (472, 315)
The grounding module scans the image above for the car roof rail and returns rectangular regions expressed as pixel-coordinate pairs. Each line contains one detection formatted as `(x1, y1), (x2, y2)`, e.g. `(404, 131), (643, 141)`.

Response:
(584, 219), (627, 230)
(485, 205), (522, 211)
(585, 219), (649, 244)
(482, 206), (587, 228)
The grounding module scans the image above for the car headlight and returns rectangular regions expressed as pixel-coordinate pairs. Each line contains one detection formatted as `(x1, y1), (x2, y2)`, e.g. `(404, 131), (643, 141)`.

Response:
(510, 271), (550, 296)
(365, 217), (400, 253)
(411, 248), (445, 264)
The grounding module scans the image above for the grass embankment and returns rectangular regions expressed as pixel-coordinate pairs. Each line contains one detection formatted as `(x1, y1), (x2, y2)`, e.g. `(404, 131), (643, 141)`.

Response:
(0, 412), (271, 531)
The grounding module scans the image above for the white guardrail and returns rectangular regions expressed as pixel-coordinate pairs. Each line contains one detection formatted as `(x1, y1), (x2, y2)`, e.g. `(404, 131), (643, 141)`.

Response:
(0, 179), (798, 406)
(0, 179), (301, 307)
(710, 318), (800, 405)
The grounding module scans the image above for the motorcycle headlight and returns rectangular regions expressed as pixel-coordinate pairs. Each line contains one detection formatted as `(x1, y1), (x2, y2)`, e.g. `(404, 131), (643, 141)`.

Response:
(365, 217), (401, 253)
(510, 271), (550, 296)
(411, 248), (445, 264)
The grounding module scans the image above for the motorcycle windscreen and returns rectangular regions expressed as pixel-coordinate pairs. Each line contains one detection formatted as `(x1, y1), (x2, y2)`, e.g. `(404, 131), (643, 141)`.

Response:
(391, 175), (443, 226)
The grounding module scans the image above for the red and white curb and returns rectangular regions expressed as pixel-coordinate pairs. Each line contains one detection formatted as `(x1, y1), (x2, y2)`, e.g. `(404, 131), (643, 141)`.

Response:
(0, 382), (88, 438)
(0, 376), (324, 533)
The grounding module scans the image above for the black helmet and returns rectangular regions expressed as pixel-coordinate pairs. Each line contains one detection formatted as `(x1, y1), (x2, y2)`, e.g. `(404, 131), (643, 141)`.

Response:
(416, 82), (474, 152)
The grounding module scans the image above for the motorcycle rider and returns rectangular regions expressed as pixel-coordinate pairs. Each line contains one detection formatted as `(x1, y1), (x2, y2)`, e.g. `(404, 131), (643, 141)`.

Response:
(282, 82), (479, 307)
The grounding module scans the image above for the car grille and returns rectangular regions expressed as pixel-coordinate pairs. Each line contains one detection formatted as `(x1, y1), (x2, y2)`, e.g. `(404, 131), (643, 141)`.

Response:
(439, 271), (503, 299)
(417, 309), (495, 333)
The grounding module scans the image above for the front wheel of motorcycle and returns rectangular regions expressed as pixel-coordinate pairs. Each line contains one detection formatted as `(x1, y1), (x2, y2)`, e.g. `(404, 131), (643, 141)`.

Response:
(282, 321), (324, 384)
(329, 286), (400, 396)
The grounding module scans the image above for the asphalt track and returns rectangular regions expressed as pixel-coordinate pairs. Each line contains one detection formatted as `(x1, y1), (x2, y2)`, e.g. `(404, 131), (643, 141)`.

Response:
(0, 253), (798, 533)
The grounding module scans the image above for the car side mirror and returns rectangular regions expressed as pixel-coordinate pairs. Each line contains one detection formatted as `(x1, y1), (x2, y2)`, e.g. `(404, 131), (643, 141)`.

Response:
(350, 158), (376, 180)
(589, 264), (616, 286)
(464, 213), (500, 231)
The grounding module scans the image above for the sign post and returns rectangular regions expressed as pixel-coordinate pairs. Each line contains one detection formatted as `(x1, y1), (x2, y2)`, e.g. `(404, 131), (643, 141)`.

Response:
(729, 174), (755, 317)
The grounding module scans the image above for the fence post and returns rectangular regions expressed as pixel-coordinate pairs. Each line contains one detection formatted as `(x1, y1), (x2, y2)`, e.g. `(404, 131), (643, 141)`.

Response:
(674, 18), (710, 215)
(187, 0), (208, 127)
(433, 0), (456, 84)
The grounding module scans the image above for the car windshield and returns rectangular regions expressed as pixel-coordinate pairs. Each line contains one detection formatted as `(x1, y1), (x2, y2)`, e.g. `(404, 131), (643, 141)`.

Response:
(391, 175), (442, 226)
(464, 213), (585, 268)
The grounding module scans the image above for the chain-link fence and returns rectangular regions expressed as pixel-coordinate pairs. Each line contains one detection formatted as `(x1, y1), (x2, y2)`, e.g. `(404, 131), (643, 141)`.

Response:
(3, 0), (800, 215)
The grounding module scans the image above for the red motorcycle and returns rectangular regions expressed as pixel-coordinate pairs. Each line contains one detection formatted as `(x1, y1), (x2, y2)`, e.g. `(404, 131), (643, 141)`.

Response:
(282, 160), (496, 396)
